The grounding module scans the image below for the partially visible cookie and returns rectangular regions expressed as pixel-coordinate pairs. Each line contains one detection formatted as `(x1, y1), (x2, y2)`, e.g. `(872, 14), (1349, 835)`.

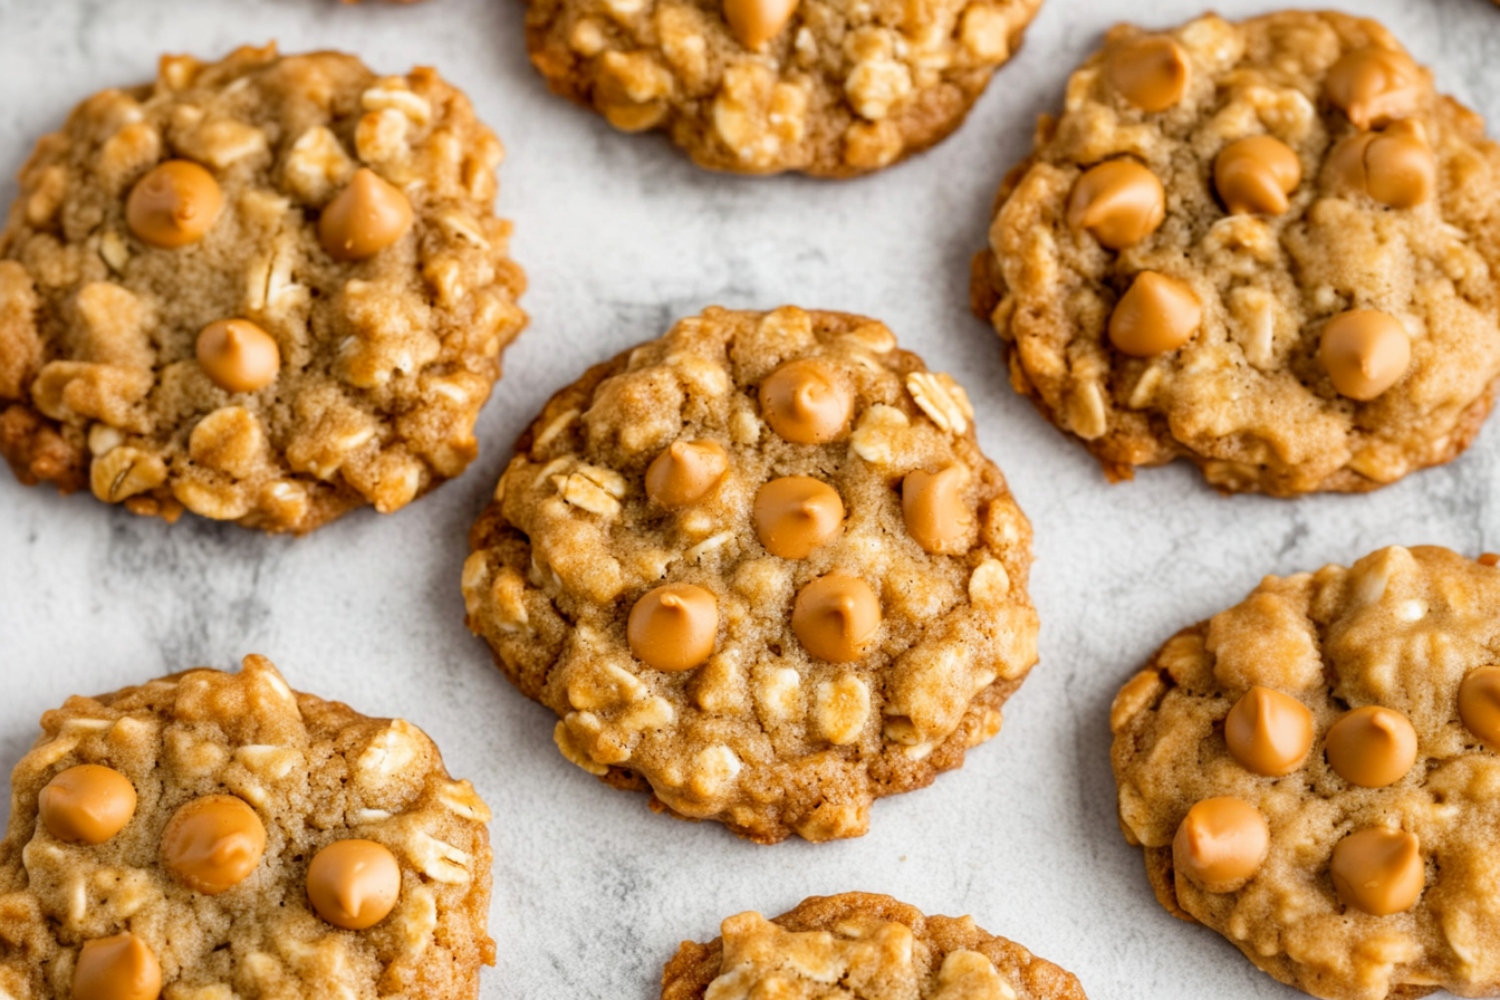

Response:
(972, 12), (1500, 496)
(0, 655), (494, 1000)
(662, 892), (1088, 999)
(525, 0), (1042, 176)
(1111, 546), (1500, 1000)
(0, 44), (527, 533)
(464, 306), (1038, 843)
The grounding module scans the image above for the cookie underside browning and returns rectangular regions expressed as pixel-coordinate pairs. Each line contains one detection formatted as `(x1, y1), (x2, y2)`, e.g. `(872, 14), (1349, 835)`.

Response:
(1111, 546), (1500, 1000)
(972, 11), (1500, 496)
(661, 892), (1088, 999)
(464, 307), (1038, 843)
(524, 0), (1042, 176)
(0, 656), (494, 1000)
(0, 44), (527, 533)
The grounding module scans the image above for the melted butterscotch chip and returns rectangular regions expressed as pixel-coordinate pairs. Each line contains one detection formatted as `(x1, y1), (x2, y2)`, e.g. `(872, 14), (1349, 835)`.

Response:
(1319, 309), (1411, 401)
(902, 467), (973, 555)
(1214, 135), (1301, 216)
(759, 358), (854, 444)
(722, 0), (799, 50)
(0, 46), (527, 533)
(1172, 797), (1269, 893)
(1066, 160), (1166, 250)
(1326, 47), (1424, 131)
(1222, 687), (1313, 777)
(628, 583), (719, 672)
(307, 839), (402, 930)
(38, 764), (137, 844)
(646, 440), (728, 509)
(196, 319), (281, 394)
(753, 475), (843, 558)
(161, 794), (267, 894)
(973, 12), (1500, 497)
(465, 308), (1037, 843)
(1325, 705), (1417, 788)
(0, 657), (495, 998)
(663, 893), (1086, 1000)
(1327, 120), (1437, 209)
(1458, 666), (1500, 749)
(125, 160), (222, 249)
(73, 933), (162, 1000)
(1331, 828), (1424, 916)
(792, 572), (882, 663)
(1112, 546), (1500, 997)
(319, 169), (415, 261)
(1105, 35), (1189, 113)
(1108, 272), (1201, 357)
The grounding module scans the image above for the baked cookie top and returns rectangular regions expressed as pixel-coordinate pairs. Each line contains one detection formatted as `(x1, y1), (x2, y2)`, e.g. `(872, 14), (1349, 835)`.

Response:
(972, 11), (1500, 496)
(0, 655), (493, 1000)
(524, 0), (1042, 176)
(661, 892), (1087, 999)
(0, 43), (527, 533)
(463, 306), (1037, 843)
(1111, 545), (1500, 1000)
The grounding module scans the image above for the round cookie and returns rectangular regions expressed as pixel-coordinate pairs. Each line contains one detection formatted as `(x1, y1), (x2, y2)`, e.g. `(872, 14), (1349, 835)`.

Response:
(971, 12), (1500, 496)
(0, 655), (493, 1000)
(1110, 545), (1500, 1000)
(0, 43), (527, 533)
(463, 306), (1038, 843)
(524, 0), (1042, 176)
(661, 892), (1087, 999)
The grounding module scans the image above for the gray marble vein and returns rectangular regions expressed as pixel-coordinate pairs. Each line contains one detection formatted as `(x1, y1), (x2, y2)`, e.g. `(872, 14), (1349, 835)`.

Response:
(2, 0), (1499, 996)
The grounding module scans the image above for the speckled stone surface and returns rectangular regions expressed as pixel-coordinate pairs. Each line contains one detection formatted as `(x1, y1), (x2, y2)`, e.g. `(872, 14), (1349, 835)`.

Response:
(0, 1), (1498, 998)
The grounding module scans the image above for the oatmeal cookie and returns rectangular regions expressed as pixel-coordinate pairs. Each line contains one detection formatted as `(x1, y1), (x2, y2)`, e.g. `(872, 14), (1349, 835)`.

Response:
(524, 0), (1042, 176)
(971, 12), (1500, 496)
(463, 306), (1038, 843)
(661, 892), (1087, 999)
(0, 44), (527, 533)
(1110, 545), (1500, 1000)
(0, 655), (494, 1000)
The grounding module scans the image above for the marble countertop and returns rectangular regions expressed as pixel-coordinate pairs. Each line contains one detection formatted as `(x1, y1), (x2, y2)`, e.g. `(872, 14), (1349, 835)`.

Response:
(3, 0), (1500, 996)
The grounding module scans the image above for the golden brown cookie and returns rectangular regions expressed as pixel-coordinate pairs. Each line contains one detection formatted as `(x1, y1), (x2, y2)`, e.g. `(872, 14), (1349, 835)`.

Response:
(1111, 545), (1500, 1000)
(0, 655), (494, 1000)
(0, 44), (527, 533)
(463, 306), (1038, 843)
(661, 892), (1088, 999)
(972, 12), (1500, 496)
(524, 0), (1043, 176)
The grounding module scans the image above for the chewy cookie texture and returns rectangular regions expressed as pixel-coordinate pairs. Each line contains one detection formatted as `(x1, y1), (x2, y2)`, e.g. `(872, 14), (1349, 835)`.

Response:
(464, 307), (1038, 843)
(973, 12), (1500, 496)
(0, 44), (527, 533)
(1111, 546), (1500, 1000)
(0, 656), (493, 1000)
(662, 892), (1087, 999)
(525, 0), (1042, 176)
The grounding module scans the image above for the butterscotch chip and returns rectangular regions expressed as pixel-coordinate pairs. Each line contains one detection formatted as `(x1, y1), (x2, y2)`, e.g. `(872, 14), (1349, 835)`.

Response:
(521, 0), (1042, 177)
(973, 12), (1500, 496)
(1319, 309), (1412, 402)
(125, 160), (222, 249)
(0, 656), (494, 998)
(661, 892), (1088, 1000)
(306, 839), (402, 930)
(73, 933), (161, 1000)
(1111, 545), (1500, 999)
(1107, 272), (1201, 357)
(1458, 665), (1500, 749)
(0, 44), (527, 533)
(464, 307), (1037, 843)
(646, 440), (729, 508)
(38, 764), (137, 844)
(1171, 797), (1268, 893)
(1065, 159), (1165, 250)
(1221, 686), (1312, 777)
(1330, 828), (1425, 916)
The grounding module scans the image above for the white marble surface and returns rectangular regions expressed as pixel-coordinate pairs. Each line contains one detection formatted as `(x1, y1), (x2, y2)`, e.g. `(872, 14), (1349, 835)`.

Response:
(1, 0), (1499, 996)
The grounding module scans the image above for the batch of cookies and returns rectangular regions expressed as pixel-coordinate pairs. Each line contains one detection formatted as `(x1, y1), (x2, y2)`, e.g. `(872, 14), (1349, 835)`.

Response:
(0, 0), (1497, 997)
